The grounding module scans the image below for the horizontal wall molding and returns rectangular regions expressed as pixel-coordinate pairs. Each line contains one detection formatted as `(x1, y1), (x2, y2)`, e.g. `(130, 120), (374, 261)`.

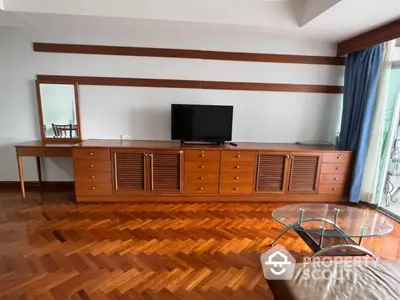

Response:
(0, 181), (74, 192)
(33, 42), (346, 66)
(37, 75), (344, 94)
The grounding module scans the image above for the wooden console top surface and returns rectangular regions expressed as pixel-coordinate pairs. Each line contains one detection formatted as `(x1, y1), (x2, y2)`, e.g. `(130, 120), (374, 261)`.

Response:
(15, 140), (346, 152)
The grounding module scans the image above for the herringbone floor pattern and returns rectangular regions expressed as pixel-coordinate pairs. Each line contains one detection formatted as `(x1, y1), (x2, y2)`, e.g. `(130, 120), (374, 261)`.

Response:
(0, 191), (399, 300)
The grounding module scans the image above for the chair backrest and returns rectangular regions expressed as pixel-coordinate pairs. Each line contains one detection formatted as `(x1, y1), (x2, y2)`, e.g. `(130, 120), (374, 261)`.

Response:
(51, 123), (77, 138)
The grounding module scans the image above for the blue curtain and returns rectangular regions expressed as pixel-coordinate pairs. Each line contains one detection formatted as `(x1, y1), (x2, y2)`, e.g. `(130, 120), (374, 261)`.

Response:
(339, 44), (383, 203)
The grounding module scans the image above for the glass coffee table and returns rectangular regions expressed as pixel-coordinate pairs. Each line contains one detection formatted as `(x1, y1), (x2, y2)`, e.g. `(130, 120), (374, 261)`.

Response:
(270, 203), (394, 260)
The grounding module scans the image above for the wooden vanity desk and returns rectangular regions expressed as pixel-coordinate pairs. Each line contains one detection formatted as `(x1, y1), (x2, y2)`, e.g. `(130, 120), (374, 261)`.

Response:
(71, 140), (352, 203)
(15, 141), (76, 199)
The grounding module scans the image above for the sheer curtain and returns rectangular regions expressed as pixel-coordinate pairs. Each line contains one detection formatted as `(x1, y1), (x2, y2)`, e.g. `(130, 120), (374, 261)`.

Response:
(361, 40), (396, 204)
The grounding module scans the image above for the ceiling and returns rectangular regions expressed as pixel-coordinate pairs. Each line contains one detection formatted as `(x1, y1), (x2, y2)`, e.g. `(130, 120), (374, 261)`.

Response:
(0, 0), (399, 42)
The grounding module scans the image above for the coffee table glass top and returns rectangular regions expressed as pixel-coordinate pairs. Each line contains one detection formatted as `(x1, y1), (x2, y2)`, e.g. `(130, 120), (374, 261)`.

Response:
(272, 203), (393, 238)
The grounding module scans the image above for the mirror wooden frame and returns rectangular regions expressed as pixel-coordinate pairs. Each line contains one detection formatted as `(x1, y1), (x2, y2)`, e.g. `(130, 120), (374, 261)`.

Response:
(36, 80), (82, 143)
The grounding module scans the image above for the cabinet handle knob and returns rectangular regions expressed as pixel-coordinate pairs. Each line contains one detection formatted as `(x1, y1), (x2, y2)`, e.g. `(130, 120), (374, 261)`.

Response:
(89, 152), (94, 156)
(334, 177), (338, 180)
(332, 188), (336, 191)
(337, 157), (341, 159)
(286, 155), (290, 158)
(335, 167), (339, 170)
(200, 165), (204, 169)
(234, 187), (238, 191)
(90, 164), (94, 168)
(91, 176), (95, 179)
(236, 155), (241, 158)
(200, 154), (205, 157)
(91, 187), (96, 190)
(235, 177), (239, 180)
(235, 166), (240, 169)
(199, 176), (204, 180)
(199, 188), (204, 191)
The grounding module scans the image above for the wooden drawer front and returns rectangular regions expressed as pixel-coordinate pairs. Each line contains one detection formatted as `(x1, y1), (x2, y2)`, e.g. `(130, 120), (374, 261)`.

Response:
(75, 171), (111, 183)
(186, 150), (220, 162)
(185, 183), (219, 194)
(220, 173), (254, 183)
(74, 161), (111, 172)
(319, 184), (345, 195)
(16, 147), (46, 157)
(75, 182), (112, 194)
(186, 173), (219, 183)
(321, 163), (350, 174)
(221, 151), (255, 162)
(219, 183), (253, 194)
(73, 148), (110, 160)
(221, 161), (255, 173)
(320, 174), (347, 184)
(186, 161), (220, 173)
(323, 152), (351, 163)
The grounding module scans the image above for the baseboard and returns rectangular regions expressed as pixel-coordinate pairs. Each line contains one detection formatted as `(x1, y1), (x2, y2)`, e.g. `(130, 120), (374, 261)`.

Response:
(0, 181), (75, 192)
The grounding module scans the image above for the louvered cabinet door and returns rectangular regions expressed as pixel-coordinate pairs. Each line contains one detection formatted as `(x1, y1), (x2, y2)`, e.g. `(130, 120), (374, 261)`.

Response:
(255, 152), (290, 193)
(112, 150), (147, 193)
(287, 152), (322, 194)
(149, 150), (184, 193)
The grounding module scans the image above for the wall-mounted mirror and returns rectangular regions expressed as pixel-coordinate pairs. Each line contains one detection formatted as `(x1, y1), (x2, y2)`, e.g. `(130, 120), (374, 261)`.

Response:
(36, 81), (81, 142)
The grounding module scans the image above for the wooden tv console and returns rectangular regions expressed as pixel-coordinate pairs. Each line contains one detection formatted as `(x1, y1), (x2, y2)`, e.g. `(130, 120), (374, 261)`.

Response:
(71, 140), (352, 202)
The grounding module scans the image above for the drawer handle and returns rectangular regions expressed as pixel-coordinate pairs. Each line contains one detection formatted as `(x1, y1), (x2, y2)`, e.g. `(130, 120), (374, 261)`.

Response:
(200, 154), (205, 157)
(332, 188), (336, 191)
(90, 164), (95, 168)
(198, 188), (204, 191)
(89, 152), (94, 156)
(233, 187), (239, 191)
(337, 156), (340, 160)
(200, 165), (204, 169)
(199, 176), (204, 180)
(91, 176), (95, 179)
(334, 177), (338, 180)
(335, 167), (339, 170)
(235, 166), (240, 169)
(91, 187), (96, 190)
(236, 155), (241, 158)
(235, 177), (239, 180)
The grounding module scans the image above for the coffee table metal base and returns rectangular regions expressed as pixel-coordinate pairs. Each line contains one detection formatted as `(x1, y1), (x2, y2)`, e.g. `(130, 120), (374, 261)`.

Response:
(269, 217), (378, 261)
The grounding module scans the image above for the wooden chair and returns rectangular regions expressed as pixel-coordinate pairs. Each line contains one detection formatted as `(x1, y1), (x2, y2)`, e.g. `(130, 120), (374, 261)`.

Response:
(51, 123), (78, 138)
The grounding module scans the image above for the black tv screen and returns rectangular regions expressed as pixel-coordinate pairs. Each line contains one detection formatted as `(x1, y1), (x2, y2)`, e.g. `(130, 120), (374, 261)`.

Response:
(171, 104), (233, 142)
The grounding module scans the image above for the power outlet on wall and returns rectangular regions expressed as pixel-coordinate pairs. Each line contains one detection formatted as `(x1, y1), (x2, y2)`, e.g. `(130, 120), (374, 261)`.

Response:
(120, 134), (132, 140)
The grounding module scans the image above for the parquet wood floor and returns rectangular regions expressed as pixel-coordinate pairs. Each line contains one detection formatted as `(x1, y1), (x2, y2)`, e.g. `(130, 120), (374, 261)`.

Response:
(0, 191), (399, 300)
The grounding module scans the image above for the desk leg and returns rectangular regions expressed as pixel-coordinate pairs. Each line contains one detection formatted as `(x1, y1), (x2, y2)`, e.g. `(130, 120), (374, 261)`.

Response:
(17, 155), (26, 200)
(36, 157), (42, 188)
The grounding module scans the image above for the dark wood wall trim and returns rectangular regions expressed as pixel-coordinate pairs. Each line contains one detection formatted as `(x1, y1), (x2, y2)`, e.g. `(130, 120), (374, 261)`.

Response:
(33, 42), (346, 66)
(337, 19), (400, 56)
(37, 75), (343, 94)
(0, 181), (74, 192)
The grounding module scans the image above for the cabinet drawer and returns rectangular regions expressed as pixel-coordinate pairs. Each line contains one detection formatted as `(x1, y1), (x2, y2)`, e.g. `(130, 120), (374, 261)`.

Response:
(220, 173), (254, 183)
(221, 161), (255, 173)
(185, 183), (219, 194)
(46, 147), (73, 157)
(221, 151), (255, 162)
(75, 171), (111, 183)
(73, 148), (110, 160)
(219, 183), (253, 194)
(319, 184), (345, 195)
(186, 150), (220, 162)
(186, 173), (219, 183)
(320, 174), (347, 184)
(75, 182), (112, 194)
(186, 161), (220, 173)
(74, 160), (111, 172)
(323, 152), (351, 163)
(320, 162), (350, 174)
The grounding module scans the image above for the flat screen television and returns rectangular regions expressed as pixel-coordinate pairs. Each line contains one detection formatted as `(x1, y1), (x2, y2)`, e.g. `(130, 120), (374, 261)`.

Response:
(171, 104), (233, 143)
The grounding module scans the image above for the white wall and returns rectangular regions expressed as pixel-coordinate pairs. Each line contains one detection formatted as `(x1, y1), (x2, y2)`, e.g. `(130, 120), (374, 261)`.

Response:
(0, 26), (343, 181)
